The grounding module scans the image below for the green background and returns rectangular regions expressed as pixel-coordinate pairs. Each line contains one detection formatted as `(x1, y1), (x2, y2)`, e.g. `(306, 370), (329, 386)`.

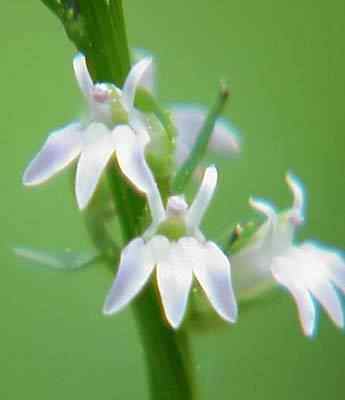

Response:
(1, 1), (344, 399)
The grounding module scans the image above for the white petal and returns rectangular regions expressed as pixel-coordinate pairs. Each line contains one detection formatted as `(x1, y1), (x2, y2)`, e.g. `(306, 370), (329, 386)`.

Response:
(272, 257), (316, 336)
(309, 281), (344, 329)
(132, 48), (156, 92)
(113, 125), (165, 226)
(76, 123), (115, 210)
(186, 165), (218, 231)
(285, 242), (344, 328)
(287, 286), (316, 336)
(147, 235), (171, 263)
(73, 53), (93, 99)
(23, 122), (82, 185)
(249, 197), (278, 248)
(302, 242), (345, 295)
(171, 106), (240, 165)
(122, 57), (153, 112)
(155, 238), (193, 329)
(286, 173), (305, 223)
(103, 238), (154, 314)
(193, 240), (238, 323)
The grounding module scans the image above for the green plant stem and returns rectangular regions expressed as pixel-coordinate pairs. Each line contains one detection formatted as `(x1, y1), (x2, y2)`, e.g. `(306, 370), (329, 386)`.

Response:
(41, 1), (195, 398)
(173, 83), (230, 193)
(133, 286), (194, 400)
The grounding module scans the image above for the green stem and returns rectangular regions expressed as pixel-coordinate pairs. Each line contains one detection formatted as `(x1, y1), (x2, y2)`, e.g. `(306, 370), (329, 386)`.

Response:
(41, 1), (195, 398)
(133, 286), (194, 400)
(173, 83), (230, 193)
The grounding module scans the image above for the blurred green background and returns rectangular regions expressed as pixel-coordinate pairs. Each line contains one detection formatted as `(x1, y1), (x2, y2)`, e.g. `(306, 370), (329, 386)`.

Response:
(1, 1), (344, 399)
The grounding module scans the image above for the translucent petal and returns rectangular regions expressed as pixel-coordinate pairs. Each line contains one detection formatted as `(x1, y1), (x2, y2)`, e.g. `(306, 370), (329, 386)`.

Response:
(330, 253), (345, 294)
(309, 281), (344, 329)
(302, 242), (345, 295)
(122, 57), (153, 112)
(193, 240), (238, 323)
(75, 124), (115, 210)
(113, 125), (165, 225)
(103, 238), (154, 315)
(171, 106), (240, 165)
(14, 246), (99, 271)
(272, 257), (316, 336)
(186, 165), (217, 231)
(73, 53), (93, 99)
(293, 241), (345, 301)
(287, 285), (316, 336)
(156, 239), (193, 329)
(23, 122), (82, 186)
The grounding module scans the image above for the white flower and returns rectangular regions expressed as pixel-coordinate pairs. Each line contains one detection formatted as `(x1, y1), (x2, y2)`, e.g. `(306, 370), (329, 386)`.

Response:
(23, 54), (152, 209)
(231, 174), (345, 336)
(133, 49), (240, 165)
(103, 161), (238, 329)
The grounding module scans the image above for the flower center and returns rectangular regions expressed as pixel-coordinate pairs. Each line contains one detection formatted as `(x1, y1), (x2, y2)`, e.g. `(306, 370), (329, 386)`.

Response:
(111, 98), (129, 125)
(92, 83), (113, 103)
(157, 216), (188, 241)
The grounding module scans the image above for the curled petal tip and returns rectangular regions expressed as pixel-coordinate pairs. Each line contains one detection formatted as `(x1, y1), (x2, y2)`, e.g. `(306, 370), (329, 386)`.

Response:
(219, 300), (238, 324)
(76, 193), (88, 211)
(285, 172), (305, 216)
(122, 57), (154, 112)
(139, 56), (153, 67)
(249, 197), (275, 217)
(22, 171), (35, 187)
(166, 316), (183, 330)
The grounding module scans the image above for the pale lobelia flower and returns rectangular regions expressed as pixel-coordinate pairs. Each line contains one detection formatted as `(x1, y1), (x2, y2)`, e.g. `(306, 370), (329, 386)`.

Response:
(23, 53), (153, 209)
(133, 50), (241, 165)
(103, 157), (238, 329)
(231, 174), (345, 336)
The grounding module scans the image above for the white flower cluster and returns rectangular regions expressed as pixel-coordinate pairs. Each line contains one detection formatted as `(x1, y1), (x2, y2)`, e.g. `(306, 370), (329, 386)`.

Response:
(23, 53), (344, 335)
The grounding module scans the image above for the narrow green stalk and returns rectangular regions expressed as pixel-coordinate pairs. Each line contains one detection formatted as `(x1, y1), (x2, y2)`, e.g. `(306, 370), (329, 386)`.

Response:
(40, 1), (195, 398)
(173, 83), (230, 193)
(133, 287), (194, 400)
